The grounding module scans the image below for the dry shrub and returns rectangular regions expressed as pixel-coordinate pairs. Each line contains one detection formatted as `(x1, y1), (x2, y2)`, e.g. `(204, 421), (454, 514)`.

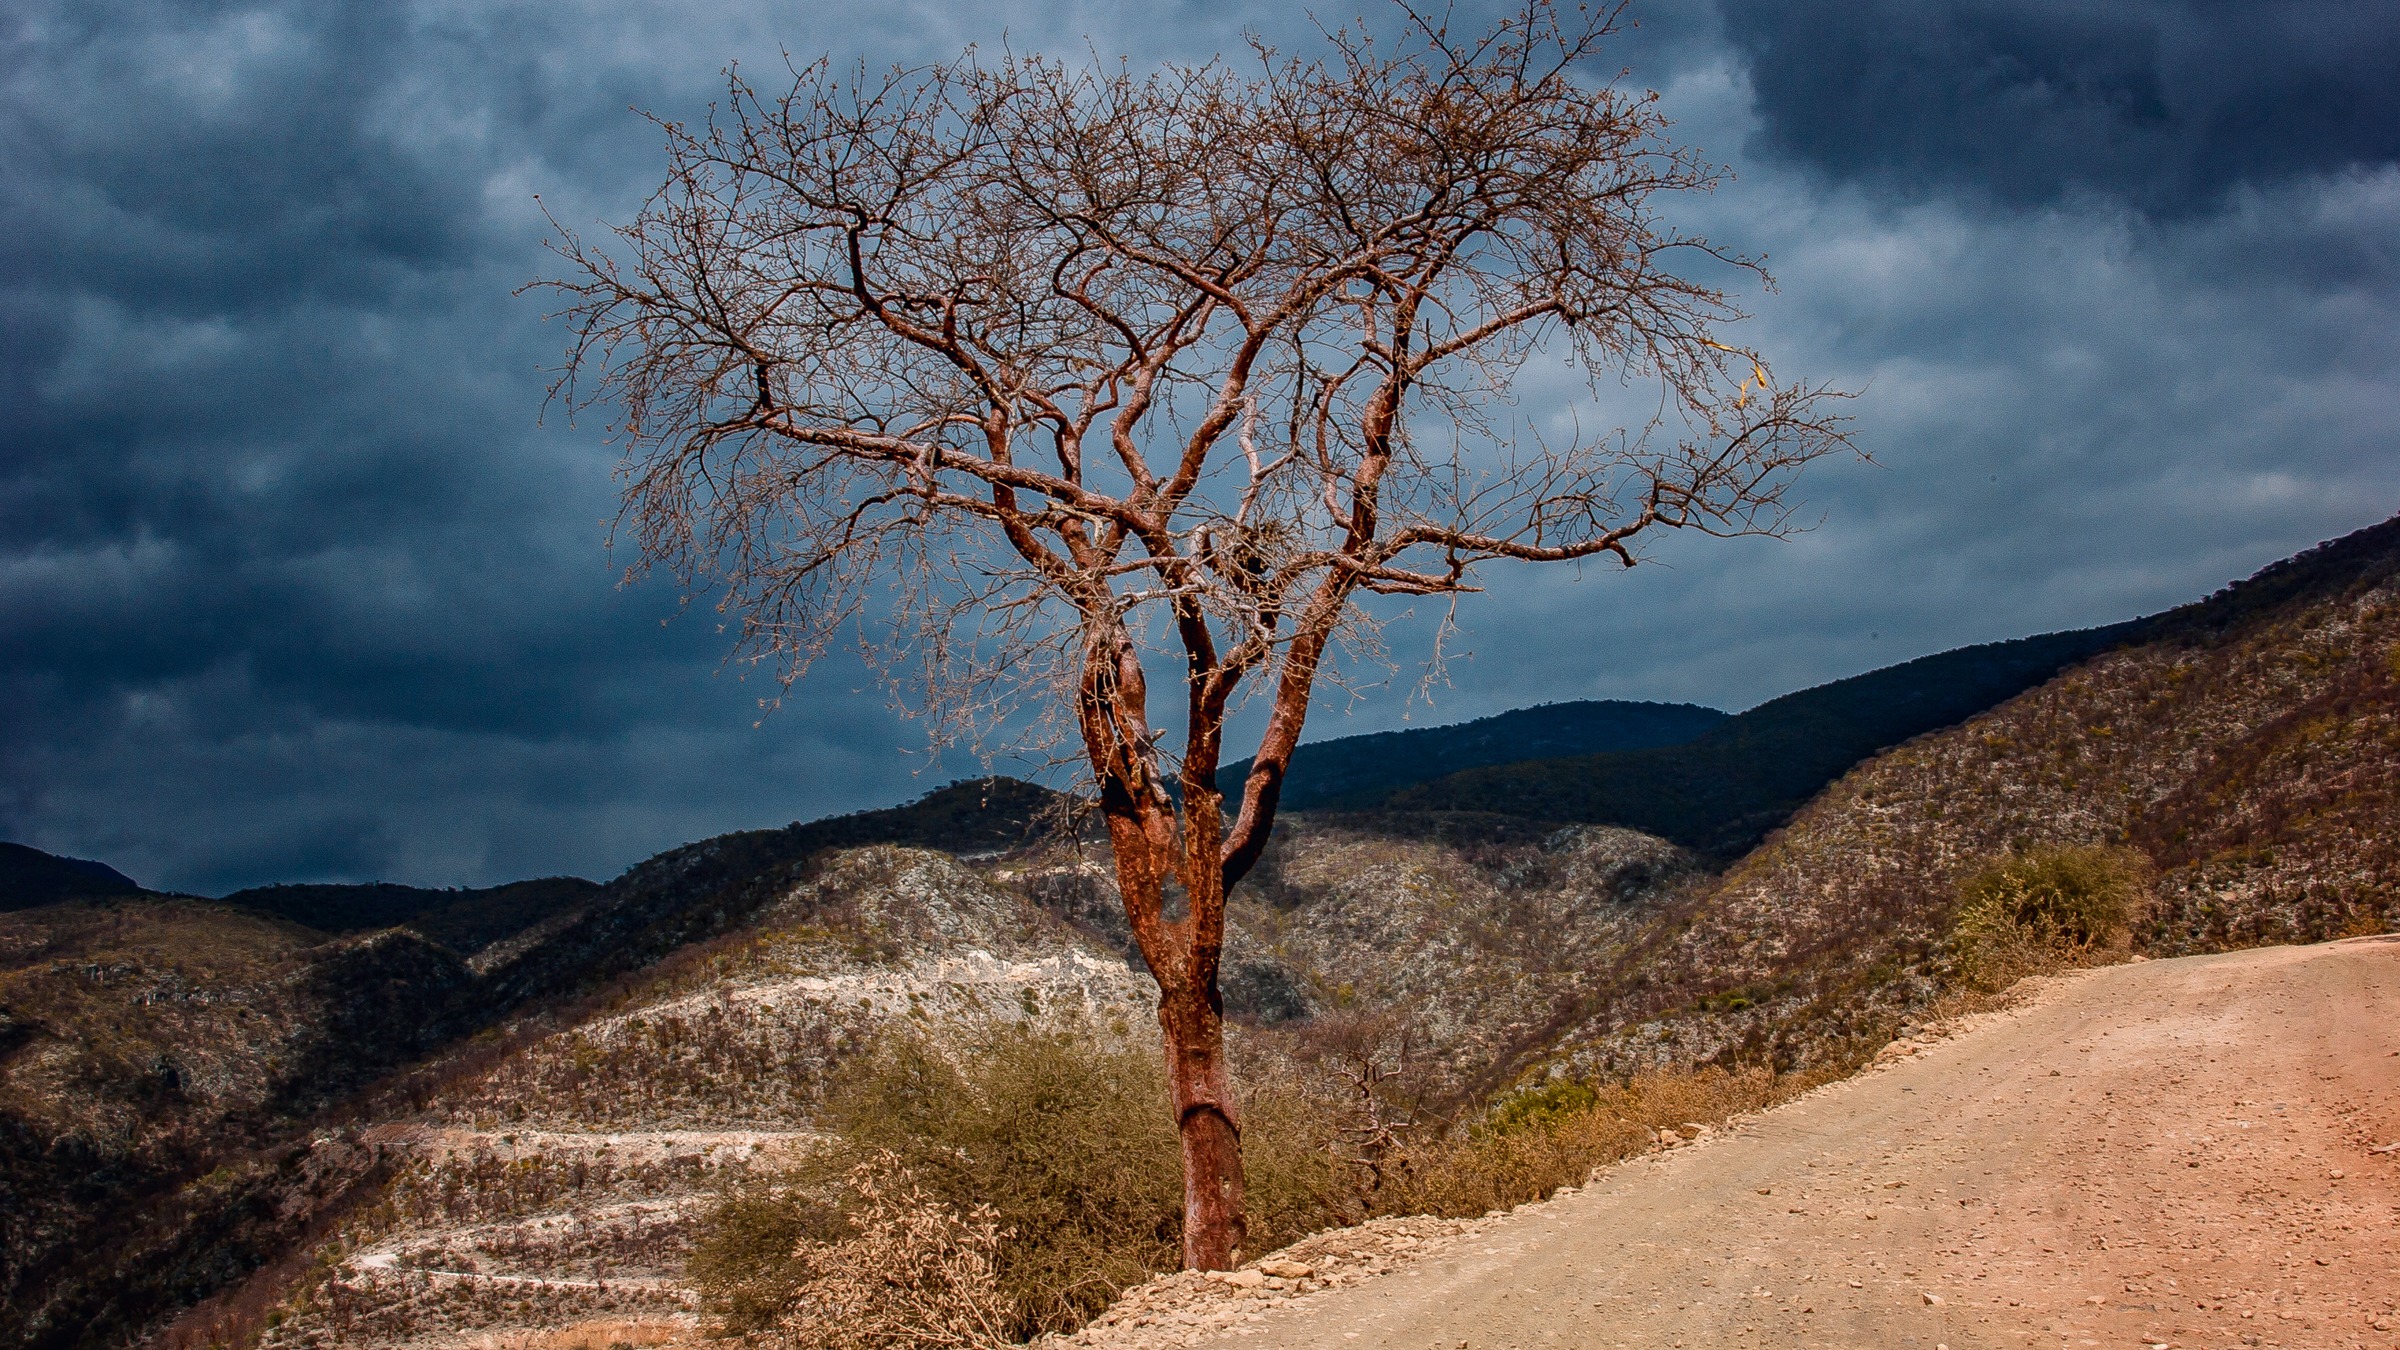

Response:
(688, 1177), (847, 1334)
(772, 1152), (1015, 1350)
(692, 1023), (1351, 1341)
(1950, 845), (2152, 989)
(695, 1028), (1829, 1342)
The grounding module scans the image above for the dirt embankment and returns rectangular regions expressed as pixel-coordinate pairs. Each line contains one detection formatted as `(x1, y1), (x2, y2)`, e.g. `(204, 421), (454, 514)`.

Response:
(1164, 935), (2400, 1350)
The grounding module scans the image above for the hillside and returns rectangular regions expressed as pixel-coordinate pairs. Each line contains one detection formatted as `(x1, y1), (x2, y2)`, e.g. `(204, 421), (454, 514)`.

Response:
(0, 901), (479, 1350)
(15, 514), (2400, 1350)
(1517, 513), (2400, 1079)
(1, 842), (146, 910)
(0, 777), (1074, 1350)
(225, 846), (1161, 1350)
(1216, 700), (1727, 812)
(1386, 621), (2146, 855)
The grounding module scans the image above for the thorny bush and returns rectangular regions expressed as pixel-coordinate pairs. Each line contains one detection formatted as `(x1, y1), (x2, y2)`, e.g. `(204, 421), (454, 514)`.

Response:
(1948, 845), (2152, 989)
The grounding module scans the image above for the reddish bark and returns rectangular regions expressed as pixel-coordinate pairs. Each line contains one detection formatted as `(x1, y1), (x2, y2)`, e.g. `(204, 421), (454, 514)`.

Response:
(559, 0), (1850, 1275)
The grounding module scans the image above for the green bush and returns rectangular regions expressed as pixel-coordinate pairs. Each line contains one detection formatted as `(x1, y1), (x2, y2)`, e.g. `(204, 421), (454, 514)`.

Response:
(1481, 1080), (1599, 1137)
(820, 1025), (1182, 1334)
(687, 1180), (846, 1334)
(1949, 845), (2151, 988)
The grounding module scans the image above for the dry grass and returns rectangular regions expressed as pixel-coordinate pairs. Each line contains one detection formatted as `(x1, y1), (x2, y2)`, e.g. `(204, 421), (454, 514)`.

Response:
(1363, 1064), (1826, 1220)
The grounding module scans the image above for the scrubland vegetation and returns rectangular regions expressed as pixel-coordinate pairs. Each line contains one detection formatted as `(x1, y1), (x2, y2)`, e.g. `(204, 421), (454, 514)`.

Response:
(687, 1022), (1830, 1347)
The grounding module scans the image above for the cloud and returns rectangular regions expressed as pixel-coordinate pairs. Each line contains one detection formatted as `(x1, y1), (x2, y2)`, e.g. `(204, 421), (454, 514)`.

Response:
(1717, 0), (2400, 213)
(2, 0), (2394, 891)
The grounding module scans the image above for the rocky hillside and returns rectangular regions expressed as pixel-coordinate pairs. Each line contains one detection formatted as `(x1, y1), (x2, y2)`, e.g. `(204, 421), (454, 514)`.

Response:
(0, 779), (1074, 1350)
(1220, 816), (1704, 1103)
(1515, 514), (2400, 1079)
(228, 846), (1159, 1350)
(0, 901), (478, 1350)
(211, 815), (1726, 1350)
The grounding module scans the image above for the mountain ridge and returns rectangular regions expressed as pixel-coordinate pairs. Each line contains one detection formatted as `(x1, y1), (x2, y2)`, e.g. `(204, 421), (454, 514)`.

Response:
(1217, 699), (1728, 811)
(0, 842), (146, 911)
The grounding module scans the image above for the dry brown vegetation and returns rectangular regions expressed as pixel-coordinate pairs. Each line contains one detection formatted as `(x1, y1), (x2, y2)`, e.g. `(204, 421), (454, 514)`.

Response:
(0, 900), (480, 1350)
(688, 1021), (1829, 1348)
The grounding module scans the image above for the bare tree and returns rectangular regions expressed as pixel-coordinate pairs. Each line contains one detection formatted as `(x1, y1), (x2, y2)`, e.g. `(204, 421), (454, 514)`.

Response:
(546, 0), (1848, 1269)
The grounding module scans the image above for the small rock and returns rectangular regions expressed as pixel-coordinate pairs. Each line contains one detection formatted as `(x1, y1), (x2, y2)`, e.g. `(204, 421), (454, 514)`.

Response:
(1258, 1258), (1314, 1279)
(2085, 1295), (2106, 1305)
(1923, 1292), (1943, 1307)
(1209, 1269), (1265, 1288)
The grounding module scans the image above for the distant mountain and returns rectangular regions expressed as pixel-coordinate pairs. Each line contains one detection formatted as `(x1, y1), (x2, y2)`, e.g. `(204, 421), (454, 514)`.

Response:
(1383, 623), (2147, 855)
(219, 877), (602, 956)
(1217, 699), (1728, 811)
(1391, 516), (2400, 858)
(0, 842), (145, 910)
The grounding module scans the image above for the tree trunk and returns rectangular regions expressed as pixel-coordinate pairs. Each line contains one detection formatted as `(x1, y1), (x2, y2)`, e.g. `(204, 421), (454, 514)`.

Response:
(1160, 978), (1245, 1269)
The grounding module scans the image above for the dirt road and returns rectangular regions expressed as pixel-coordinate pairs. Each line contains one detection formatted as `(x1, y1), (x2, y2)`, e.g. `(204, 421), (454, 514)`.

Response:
(1205, 936), (2400, 1350)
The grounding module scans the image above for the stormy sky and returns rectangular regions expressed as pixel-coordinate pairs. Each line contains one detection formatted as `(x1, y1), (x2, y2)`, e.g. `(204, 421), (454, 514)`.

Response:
(4, 0), (2394, 894)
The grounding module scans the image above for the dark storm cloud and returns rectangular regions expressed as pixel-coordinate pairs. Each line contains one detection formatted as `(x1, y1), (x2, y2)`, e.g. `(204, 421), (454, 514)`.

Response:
(0, 0), (964, 891)
(3, 0), (2393, 892)
(1717, 0), (2400, 211)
